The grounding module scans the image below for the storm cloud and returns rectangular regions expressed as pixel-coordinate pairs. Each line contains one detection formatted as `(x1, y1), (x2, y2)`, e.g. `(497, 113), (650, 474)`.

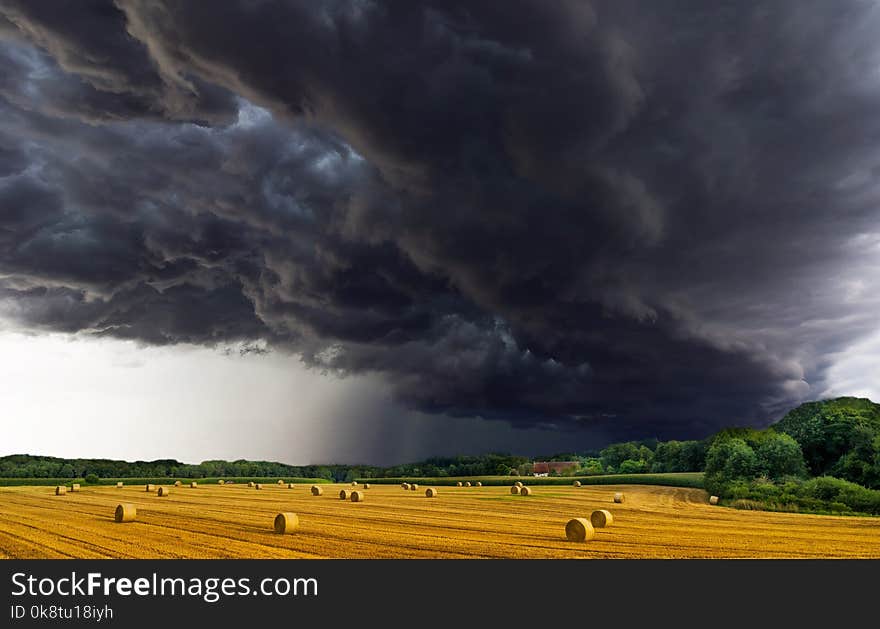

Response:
(2, 0), (879, 441)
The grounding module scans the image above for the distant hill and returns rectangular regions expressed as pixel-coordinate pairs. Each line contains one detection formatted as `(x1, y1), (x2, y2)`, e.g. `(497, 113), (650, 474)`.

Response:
(774, 396), (880, 482)
(0, 454), (339, 481)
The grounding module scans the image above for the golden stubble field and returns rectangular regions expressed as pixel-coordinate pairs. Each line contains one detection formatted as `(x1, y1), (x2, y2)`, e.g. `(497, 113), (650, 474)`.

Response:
(1, 483), (878, 559)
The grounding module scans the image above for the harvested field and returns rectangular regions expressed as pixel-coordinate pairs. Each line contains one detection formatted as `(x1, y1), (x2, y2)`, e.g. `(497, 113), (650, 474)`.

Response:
(0, 483), (877, 559)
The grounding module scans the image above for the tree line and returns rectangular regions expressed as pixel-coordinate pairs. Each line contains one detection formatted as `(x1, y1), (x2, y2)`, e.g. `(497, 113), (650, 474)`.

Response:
(3, 397), (878, 515)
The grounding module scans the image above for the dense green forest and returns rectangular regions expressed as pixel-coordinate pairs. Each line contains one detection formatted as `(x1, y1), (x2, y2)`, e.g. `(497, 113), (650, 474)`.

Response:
(703, 397), (880, 515)
(3, 397), (879, 514)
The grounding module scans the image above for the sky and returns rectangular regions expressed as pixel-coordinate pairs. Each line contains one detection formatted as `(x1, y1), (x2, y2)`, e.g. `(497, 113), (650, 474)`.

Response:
(0, 0), (879, 465)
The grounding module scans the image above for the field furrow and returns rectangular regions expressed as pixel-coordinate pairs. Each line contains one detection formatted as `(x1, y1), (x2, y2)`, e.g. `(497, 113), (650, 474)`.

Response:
(1, 484), (877, 558)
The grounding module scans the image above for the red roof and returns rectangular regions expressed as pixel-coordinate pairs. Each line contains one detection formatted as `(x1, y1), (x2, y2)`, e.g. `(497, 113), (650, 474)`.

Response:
(532, 461), (578, 474)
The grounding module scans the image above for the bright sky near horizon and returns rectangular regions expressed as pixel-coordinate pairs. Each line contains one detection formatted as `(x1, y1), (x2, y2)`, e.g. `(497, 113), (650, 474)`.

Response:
(0, 331), (614, 465)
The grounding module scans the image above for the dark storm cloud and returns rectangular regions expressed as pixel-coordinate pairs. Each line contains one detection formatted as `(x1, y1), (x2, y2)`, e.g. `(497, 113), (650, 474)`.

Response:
(2, 0), (880, 440)
(0, 0), (238, 123)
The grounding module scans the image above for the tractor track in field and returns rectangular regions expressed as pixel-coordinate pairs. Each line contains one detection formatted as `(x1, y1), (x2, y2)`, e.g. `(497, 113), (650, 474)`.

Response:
(1, 483), (878, 558)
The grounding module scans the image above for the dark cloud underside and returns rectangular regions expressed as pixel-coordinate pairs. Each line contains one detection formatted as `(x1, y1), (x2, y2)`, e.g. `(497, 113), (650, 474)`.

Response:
(1, 0), (879, 440)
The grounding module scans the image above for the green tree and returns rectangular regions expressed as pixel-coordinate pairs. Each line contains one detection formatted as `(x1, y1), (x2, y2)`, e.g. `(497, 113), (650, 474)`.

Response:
(580, 458), (603, 475)
(652, 441), (682, 472)
(775, 397), (880, 480)
(705, 438), (758, 482)
(755, 433), (807, 479)
(619, 459), (649, 474)
(601, 442), (653, 469)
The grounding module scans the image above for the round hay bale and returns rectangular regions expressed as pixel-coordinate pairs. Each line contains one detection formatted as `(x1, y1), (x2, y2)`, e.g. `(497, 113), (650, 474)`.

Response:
(218, 480), (225, 485)
(274, 512), (298, 534)
(145, 484), (155, 492)
(364, 483), (370, 489)
(515, 481), (523, 488)
(351, 481), (358, 486)
(475, 482), (482, 487)
(425, 487), (438, 498)
(190, 482), (198, 489)
(71, 483), (81, 492)
(288, 483), (296, 489)
(174, 480), (182, 487)
(709, 495), (719, 505)
(116, 482), (123, 488)
(350, 490), (365, 502)
(278, 479), (285, 485)
(410, 483), (419, 491)
(311, 485), (323, 496)
(254, 483), (263, 490)
(573, 481), (581, 487)
(339, 489), (350, 500)
(510, 485), (521, 495)
(465, 481), (472, 487)
(55, 485), (67, 495)
(613, 492), (624, 503)
(520, 486), (532, 496)
(565, 517), (595, 542)
(248, 481), (255, 488)
(114, 503), (136, 523)
(456, 481), (463, 487)
(402, 483), (411, 490)
(158, 486), (171, 497)
(590, 509), (613, 528)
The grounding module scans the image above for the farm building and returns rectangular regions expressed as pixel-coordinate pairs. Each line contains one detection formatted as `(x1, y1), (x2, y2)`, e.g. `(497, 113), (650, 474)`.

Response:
(532, 461), (578, 476)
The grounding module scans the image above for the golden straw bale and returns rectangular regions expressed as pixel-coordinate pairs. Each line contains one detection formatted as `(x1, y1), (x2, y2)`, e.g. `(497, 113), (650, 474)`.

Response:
(510, 485), (521, 495)
(425, 487), (438, 498)
(402, 483), (411, 490)
(520, 486), (532, 496)
(158, 486), (171, 497)
(174, 481), (181, 487)
(456, 481), (463, 487)
(254, 483), (262, 490)
(613, 492), (624, 503)
(573, 481), (581, 487)
(410, 483), (419, 491)
(515, 481), (523, 488)
(590, 509), (613, 528)
(475, 482), (482, 487)
(339, 489), (351, 500)
(288, 483), (296, 489)
(71, 484), (81, 492)
(116, 482), (123, 488)
(364, 483), (370, 489)
(248, 482), (255, 488)
(55, 486), (67, 495)
(218, 480), (225, 485)
(350, 490), (365, 502)
(709, 495), (719, 505)
(190, 482), (198, 488)
(274, 512), (298, 534)
(565, 517), (594, 542)
(311, 485), (323, 496)
(465, 481), (472, 487)
(114, 504), (136, 523)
